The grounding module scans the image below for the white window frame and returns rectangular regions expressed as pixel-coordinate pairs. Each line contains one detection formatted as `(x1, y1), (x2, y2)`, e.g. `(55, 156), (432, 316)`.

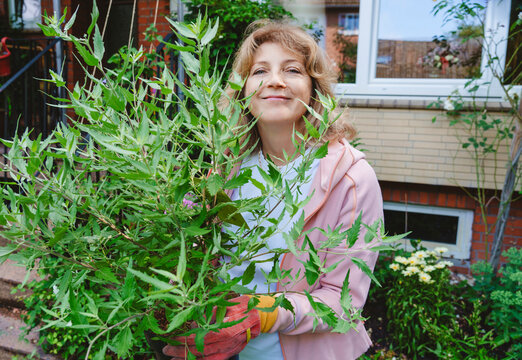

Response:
(383, 202), (473, 260)
(334, 0), (519, 101)
(338, 13), (359, 36)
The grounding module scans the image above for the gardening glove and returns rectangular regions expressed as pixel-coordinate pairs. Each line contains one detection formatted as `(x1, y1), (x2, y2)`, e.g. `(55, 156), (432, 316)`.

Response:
(250, 295), (278, 333)
(162, 296), (261, 360)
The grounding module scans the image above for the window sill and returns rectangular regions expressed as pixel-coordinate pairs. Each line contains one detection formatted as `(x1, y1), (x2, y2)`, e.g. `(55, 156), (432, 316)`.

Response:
(338, 97), (514, 112)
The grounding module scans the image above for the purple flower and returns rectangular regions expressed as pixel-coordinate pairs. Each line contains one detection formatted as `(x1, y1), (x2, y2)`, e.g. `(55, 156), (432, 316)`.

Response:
(183, 198), (197, 209)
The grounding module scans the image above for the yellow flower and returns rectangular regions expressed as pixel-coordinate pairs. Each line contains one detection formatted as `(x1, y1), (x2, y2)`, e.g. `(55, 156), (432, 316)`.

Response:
(424, 265), (436, 272)
(434, 247), (448, 254)
(419, 272), (433, 283)
(408, 257), (420, 265)
(406, 266), (420, 273)
(414, 250), (428, 259)
(395, 256), (408, 265)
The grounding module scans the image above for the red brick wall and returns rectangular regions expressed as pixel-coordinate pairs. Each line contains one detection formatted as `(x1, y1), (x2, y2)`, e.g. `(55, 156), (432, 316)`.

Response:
(136, 0), (171, 49)
(380, 181), (522, 272)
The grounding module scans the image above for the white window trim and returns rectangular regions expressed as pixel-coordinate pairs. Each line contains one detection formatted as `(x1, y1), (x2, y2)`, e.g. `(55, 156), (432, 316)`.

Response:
(383, 202), (473, 260)
(333, 0), (520, 101)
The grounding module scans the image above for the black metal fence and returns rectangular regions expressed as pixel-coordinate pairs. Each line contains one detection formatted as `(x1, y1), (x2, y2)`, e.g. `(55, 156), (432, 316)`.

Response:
(0, 37), (68, 180)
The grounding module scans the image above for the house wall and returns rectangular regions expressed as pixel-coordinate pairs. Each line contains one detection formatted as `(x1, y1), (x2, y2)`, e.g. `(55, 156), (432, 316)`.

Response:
(349, 105), (520, 271)
(348, 107), (512, 190)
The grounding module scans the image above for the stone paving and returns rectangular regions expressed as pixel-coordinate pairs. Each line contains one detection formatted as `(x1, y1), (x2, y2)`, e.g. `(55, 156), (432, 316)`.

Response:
(0, 255), (58, 359)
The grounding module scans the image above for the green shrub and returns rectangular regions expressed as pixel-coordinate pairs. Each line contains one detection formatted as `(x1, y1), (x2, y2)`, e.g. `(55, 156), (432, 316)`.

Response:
(472, 247), (522, 359)
(385, 247), (455, 358)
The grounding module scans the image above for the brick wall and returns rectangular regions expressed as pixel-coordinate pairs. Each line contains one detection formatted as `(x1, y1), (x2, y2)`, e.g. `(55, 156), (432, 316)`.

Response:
(136, 0), (172, 49)
(380, 180), (522, 271)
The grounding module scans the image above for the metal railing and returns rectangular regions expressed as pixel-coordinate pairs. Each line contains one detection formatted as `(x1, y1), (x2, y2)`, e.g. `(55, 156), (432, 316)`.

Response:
(0, 36), (68, 180)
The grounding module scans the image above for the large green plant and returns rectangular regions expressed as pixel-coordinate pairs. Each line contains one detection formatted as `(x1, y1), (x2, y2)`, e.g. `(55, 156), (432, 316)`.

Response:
(0, 4), (391, 359)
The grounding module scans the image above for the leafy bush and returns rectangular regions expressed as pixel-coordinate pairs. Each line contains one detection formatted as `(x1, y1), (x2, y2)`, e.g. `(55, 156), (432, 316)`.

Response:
(472, 247), (522, 359)
(0, 5), (387, 359)
(385, 247), (455, 358)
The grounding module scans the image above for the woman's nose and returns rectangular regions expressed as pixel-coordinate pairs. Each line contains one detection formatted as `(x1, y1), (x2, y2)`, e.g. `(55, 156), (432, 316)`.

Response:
(266, 71), (286, 88)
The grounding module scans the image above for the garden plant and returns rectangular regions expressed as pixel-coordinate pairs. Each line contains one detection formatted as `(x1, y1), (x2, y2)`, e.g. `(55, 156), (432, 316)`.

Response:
(0, 4), (394, 359)
(362, 242), (520, 360)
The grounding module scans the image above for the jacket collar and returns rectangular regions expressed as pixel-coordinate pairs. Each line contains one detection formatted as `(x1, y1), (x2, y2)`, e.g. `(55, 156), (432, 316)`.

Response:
(303, 138), (358, 223)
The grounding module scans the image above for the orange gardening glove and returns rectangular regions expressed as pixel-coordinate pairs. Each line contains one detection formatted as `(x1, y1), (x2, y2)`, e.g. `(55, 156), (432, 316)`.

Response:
(252, 295), (278, 333)
(162, 296), (261, 360)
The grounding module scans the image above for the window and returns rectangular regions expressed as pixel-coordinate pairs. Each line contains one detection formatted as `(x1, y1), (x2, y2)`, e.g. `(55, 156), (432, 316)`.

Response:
(8, 0), (41, 31)
(329, 0), (517, 100)
(338, 13), (359, 35)
(383, 202), (473, 260)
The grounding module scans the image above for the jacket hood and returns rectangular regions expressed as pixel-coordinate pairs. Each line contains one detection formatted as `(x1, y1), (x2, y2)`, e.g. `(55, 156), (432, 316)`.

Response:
(303, 138), (365, 223)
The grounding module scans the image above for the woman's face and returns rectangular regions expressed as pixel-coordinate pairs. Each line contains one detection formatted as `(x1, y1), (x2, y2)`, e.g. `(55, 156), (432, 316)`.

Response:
(244, 42), (312, 129)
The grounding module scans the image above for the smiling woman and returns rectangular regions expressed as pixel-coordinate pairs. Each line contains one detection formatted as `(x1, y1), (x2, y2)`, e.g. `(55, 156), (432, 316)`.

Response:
(163, 20), (385, 360)
(245, 42), (313, 164)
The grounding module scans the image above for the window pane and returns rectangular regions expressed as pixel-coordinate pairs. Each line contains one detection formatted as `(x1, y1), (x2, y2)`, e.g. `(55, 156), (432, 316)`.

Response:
(325, 1), (360, 83)
(376, 0), (485, 79)
(384, 209), (458, 245)
(505, 0), (521, 85)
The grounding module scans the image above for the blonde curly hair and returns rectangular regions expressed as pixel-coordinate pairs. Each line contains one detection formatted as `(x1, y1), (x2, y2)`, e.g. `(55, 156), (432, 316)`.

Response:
(223, 20), (356, 153)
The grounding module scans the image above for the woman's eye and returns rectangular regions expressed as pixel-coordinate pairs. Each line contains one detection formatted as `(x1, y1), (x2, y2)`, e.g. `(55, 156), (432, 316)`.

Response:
(252, 68), (266, 75)
(287, 67), (302, 74)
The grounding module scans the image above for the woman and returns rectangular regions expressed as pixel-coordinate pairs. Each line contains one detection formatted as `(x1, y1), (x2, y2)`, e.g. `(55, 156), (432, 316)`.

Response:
(164, 20), (383, 360)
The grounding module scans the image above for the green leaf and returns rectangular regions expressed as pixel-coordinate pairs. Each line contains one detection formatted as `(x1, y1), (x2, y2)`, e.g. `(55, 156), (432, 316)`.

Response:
(114, 326), (133, 356)
(346, 212), (362, 247)
(177, 234), (187, 281)
(87, 1), (99, 36)
(93, 24), (105, 62)
(128, 268), (174, 292)
(95, 266), (120, 284)
(0, 246), (16, 264)
(242, 262), (256, 285)
(63, 7), (78, 31)
(206, 173), (225, 196)
(224, 168), (252, 189)
(166, 307), (194, 333)
(314, 142), (329, 159)
(303, 116), (320, 139)
(351, 257), (380, 287)
(74, 43), (98, 67)
(340, 269), (352, 313)
(201, 18), (219, 46)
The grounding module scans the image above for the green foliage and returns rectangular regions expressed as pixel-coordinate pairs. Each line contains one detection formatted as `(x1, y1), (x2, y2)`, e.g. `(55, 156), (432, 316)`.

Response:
(0, 4), (384, 359)
(184, 0), (293, 77)
(472, 247), (522, 358)
(333, 32), (357, 83)
(385, 247), (455, 358)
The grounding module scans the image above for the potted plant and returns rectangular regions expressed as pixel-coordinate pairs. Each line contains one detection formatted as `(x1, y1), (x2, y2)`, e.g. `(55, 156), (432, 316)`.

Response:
(0, 4), (393, 359)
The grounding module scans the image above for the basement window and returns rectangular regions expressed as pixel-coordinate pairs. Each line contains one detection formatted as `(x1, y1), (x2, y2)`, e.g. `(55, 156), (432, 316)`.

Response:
(383, 202), (473, 259)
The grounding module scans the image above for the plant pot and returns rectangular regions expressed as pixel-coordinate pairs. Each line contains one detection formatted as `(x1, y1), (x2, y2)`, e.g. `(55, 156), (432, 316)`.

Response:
(0, 37), (11, 77)
(145, 331), (171, 360)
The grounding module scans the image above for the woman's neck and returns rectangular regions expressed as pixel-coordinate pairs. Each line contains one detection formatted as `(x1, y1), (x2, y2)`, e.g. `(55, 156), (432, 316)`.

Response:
(257, 123), (301, 166)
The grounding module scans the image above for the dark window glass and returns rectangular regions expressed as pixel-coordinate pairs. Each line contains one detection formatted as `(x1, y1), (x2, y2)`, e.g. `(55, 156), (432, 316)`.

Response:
(384, 209), (458, 245)
(505, 0), (522, 85)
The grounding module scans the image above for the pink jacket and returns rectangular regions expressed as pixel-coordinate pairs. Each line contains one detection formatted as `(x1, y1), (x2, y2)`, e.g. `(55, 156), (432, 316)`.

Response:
(270, 138), (383, 360)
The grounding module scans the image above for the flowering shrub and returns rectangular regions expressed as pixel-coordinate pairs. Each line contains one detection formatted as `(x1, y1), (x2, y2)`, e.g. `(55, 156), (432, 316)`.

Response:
(389, 247), (452, 284)
(385, 247), (455, 358)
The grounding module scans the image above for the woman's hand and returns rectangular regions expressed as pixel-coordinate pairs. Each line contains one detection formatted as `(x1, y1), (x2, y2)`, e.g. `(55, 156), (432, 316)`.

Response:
(162, 296), (261, 360)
